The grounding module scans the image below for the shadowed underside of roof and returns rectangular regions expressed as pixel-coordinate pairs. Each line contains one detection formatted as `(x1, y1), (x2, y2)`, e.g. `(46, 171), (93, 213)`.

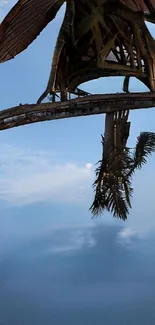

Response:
(121, 0), (155, 12)
(37, 0), (155, 102)
(0, 0), (155, 64)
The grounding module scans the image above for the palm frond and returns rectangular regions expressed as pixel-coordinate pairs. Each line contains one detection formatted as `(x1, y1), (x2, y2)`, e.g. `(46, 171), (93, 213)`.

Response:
(90, 172), (132, 220)
(90, 134), (133, 220)
(107, 183), (129, 221)
(0, 0), (64, 63)
(90, 189), (106, 216)
(122, 178), (133, 208)
(131, 132), (155, 171)
(91, 130), (155, 221)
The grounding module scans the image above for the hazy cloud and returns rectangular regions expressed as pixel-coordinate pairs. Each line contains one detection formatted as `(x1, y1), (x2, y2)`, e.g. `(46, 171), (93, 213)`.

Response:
(44, 227), (96, 256)
(0, 143), (93, 205)
(117, 227), (146, 244)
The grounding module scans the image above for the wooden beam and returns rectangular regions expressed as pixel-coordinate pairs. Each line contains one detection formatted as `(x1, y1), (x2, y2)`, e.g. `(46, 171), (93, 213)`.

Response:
(0, 92), (155, 131)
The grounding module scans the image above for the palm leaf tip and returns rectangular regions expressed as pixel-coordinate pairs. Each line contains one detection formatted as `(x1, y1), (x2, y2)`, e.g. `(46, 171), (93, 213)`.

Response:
(89, 190), (105, 217)
(133, 132), (155, 169)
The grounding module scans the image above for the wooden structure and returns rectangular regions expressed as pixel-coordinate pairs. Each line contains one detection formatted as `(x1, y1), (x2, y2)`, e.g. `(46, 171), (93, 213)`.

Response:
(0, 92), (155, 131)
(0, 0), (155, 96)
(0, 0), (155, 116)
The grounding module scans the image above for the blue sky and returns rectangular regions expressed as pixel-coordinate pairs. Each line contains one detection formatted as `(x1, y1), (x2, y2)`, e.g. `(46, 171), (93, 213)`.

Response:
(0, 1), (155, 245)
(1, 3), (155, 325)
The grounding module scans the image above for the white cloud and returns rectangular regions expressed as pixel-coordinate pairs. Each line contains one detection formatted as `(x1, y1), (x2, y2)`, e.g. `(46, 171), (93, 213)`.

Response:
(119, 228), (138, 239)
(85, 163), (93, 169)
(117, 227), (146, 244)
(0, 143), (93, 206)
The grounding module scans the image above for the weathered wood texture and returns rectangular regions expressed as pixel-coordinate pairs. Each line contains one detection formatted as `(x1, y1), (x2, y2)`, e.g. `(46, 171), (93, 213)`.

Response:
(0, 92), (155, 131)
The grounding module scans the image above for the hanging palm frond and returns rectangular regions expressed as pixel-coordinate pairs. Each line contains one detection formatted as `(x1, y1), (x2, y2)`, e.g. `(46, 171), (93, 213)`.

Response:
(132, 132), (155, 170)
(90, 168), (133, 220)
(107, 181), (129, 221)
(90, 135), (133, 220)
(90, 131), (155, 221)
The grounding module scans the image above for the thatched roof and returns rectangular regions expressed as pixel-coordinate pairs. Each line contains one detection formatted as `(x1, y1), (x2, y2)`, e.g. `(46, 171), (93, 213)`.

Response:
(0, 0), (155, 64)
(37, 0), (155, 101)
(1, 0), (155, 101)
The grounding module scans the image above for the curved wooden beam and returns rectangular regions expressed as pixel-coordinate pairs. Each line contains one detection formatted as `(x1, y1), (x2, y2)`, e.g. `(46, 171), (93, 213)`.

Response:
(0, 92), (155, 131)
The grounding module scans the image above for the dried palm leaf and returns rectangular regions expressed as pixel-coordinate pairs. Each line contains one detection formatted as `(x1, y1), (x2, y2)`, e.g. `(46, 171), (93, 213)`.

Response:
(0, 0), (65, 62)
